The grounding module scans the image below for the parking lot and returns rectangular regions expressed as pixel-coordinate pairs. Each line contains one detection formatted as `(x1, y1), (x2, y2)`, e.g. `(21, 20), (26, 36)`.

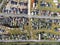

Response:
(0, 0), (60, 41)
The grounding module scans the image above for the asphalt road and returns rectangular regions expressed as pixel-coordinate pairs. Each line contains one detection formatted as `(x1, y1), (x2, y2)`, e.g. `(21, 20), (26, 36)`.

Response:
(0, 40), (60, 42)
(0, 13), (60, 19)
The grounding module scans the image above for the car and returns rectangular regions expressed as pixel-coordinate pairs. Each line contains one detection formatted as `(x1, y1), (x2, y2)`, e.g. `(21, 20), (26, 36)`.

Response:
(11, 1), (17, 5)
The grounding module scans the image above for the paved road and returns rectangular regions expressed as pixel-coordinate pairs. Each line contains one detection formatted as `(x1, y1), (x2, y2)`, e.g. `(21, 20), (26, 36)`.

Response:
(0, 13), (60, 19)
(0, 40), (60, 42)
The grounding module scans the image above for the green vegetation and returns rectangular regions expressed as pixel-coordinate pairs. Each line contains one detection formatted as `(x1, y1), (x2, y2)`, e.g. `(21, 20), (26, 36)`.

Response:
(0, 42), (60, 45)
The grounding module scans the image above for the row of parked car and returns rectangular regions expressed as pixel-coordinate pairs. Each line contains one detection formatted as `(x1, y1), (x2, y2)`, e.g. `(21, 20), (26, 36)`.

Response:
(31, 18), (60, 30)
(0, 34), (28, 40)
(37, 32), (60, 40)
(0, 16), (60, 30)
(3, 8), (28, 14)
(0, 29), (60, 40)
(40, 0), (60, 8)
(1, 17), (29, 29)
(11, 0), (28, 6)
(40, 0), (52, 7)
(31, 10), (60, 16)
(31, 0), (60, 16)
(2, 0), (28, 14)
